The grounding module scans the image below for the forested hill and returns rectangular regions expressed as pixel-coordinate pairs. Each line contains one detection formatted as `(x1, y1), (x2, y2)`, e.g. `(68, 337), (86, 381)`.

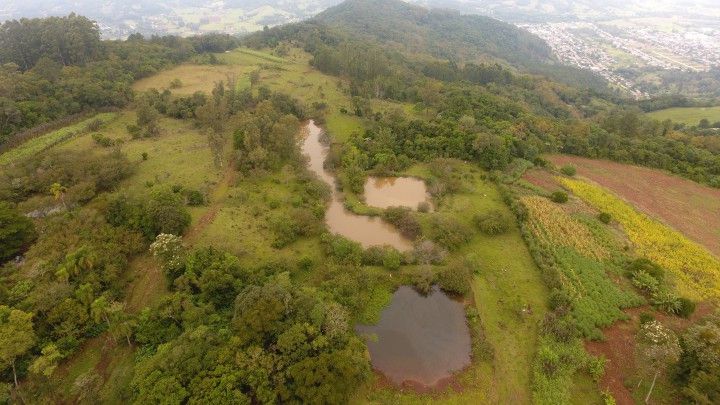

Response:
(312, 0), (604, 89)
(314, 0), (553, 67)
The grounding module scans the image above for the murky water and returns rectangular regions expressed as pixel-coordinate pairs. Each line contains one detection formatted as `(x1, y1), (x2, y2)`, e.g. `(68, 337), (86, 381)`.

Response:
(301, 121), (413, 251)
(356, 286), (472, 387)
(364, 177), (429, 210)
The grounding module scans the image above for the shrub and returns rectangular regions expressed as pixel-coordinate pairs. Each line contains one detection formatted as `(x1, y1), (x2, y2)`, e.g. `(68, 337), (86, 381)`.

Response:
(0, 202), (37, 262)
(382, 248), (402, 271)
(438, 260), (473, 296)
(185, 190), (205, 206)
(597, 212), (611, 224)
(475, 209), (510, 236)
(321, 233), (363, 265)
(141, 152), (148, 161)
(639, 313), (655, 324)
(413, 240), (447, 265)
(549, 289), (573, 314)
(550, 191), (568, 204)
(676, 297), (696, 318)
(631, 270), (660, 294)
(560, 165), (577, 176)
(627, 258), (664, 282)
(417, 201), (430, 213)
(411, 266), (435, 295)
(169, 78), (183, 89)
(428, 214), (473, 250)
(382, 207), (422, 240)
(91, 133), (115, 147)
(587, 356), (606, 383)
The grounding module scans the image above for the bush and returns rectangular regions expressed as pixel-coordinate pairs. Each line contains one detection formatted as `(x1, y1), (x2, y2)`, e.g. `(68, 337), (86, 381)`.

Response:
(142, 152), (148, 161)
(597, 212), (611, 224)
(169, 78), (183, 89)
(91, 133), (115, 147)
(676, 297), (696, 318)
(417, 201), (430, 213)
(185, 190), (205, 206)
(475, 209), (510, 236)
(411, 266), (435, 295)
(627, 258), (664, 282)
(428, 215), (473, 250)
(560, 165), (577, 176)
(382, 207), (422, 240)
(639, 313), (655, 324)
(382, 248), (402, 271)
(550, 191), (568, 203)
(0, 202), (37, 262)
(549, 289), (573, 314)
(438, 260), (473, 296)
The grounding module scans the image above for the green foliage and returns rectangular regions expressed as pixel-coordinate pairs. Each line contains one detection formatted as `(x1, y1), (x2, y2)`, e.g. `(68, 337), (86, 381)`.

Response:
(675, 314), (720, 403)
(411, 266), (435, 295)
(106, 189), (191, 240)
(0, 149), (133, 203)
(382, 207), (422, 240)
(438, 259), (474, 296)
(0, 305), (36, 384)
(320, 234), (364, 266)
(597, 212), (612, 224)
(428, 214), (474, 250)
(560, 165), (577, 176)
(0, 202), (37, 262)
(475, 209), (510, 236)
(550, 191), (568, 204)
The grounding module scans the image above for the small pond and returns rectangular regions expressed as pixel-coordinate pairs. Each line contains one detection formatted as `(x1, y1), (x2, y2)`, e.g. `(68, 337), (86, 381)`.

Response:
(363, 177), (430, 210)
(356, 286), (472, 387)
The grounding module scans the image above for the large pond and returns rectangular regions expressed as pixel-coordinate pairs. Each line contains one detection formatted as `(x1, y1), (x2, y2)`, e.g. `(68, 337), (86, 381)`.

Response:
(356, 286), (472, 387)
(364, 177), (430, 210)
(301, 121), (413, 251)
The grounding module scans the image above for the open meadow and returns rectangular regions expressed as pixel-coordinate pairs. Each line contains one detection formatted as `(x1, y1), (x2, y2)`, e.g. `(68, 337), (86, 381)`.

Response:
(647, 106), (720, 125)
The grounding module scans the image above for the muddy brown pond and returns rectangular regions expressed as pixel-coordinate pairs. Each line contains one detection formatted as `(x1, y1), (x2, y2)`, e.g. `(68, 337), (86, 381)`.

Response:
(364, 177), (430, 210)
(301, 121), (413, 250)
(356, 286), (472, 387)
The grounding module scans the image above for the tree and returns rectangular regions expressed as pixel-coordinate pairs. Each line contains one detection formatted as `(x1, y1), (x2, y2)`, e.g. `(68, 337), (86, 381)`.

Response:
(636, 320), (681, 403)
(29, 344), (62, 377)
(0, 306), (36, 387)
(0, 202), (36, 262)
(49, 182), (67, 208)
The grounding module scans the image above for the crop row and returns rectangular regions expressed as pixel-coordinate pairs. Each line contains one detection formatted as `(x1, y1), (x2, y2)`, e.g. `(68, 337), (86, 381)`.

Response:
(561, 177), (720, 300)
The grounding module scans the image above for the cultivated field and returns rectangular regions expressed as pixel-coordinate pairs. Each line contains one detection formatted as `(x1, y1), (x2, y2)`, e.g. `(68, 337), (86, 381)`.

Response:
(647, 106), (720, 125)
(549, 155), (720, 257)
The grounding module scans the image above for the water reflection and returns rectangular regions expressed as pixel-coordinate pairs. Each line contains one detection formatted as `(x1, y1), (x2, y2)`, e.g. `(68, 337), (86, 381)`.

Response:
(356, 286), (471, 387)
(301, 121), (413, 251)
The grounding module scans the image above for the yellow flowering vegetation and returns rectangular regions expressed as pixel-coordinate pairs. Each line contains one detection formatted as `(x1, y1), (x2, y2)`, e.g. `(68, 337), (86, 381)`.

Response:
(521, 195), (608, 261)
(560, 177), (720, 300)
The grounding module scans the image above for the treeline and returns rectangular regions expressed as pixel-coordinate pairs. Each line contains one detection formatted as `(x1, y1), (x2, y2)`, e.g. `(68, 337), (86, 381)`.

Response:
(560, 108), (720, 187)
(0, 14), (239, 144)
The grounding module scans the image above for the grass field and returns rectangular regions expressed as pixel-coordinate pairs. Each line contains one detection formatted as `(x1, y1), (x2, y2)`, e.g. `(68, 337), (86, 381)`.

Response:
(549, 155), (720, 257)
(647, 106), (720, 125)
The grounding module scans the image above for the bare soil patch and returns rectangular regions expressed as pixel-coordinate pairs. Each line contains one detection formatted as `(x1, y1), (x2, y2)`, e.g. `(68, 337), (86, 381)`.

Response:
(548, 155), (720, 257)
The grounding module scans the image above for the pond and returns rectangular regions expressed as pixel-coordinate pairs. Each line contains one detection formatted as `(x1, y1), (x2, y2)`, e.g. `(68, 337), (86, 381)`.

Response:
(364, 176), (430, 210)
(356, 286), (472, 387)
(301, 121), (413, 251)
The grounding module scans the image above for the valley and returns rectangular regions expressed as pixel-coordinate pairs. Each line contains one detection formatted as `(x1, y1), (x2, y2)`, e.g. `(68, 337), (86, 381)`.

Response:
(1, 1), (720, 404)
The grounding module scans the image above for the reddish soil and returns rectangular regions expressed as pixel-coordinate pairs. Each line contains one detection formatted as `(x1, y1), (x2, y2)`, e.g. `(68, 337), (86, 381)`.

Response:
(521, 168), (561, 192)
(585, 303), (714, 405)
(370, 369), (465, 396)
(548, 155), (720, 257)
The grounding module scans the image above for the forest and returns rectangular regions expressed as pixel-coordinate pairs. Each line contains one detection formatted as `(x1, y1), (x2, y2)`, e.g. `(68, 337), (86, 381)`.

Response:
(1, 0), (720, 403)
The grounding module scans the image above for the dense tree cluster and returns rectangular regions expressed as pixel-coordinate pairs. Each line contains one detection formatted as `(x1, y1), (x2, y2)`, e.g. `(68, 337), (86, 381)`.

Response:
(0, 16), (238, 144)
(133, 247), (371, 404)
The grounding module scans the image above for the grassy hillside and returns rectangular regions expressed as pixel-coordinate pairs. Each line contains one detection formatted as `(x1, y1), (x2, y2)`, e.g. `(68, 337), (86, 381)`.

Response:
(647, 106), (720, 125)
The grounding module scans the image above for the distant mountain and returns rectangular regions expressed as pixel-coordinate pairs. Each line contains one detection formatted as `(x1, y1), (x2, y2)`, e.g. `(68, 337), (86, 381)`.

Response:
(313, 0), (555, 69)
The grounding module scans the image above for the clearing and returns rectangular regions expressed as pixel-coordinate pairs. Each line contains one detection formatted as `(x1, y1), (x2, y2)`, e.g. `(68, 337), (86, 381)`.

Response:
(646, 106), (720, 125)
